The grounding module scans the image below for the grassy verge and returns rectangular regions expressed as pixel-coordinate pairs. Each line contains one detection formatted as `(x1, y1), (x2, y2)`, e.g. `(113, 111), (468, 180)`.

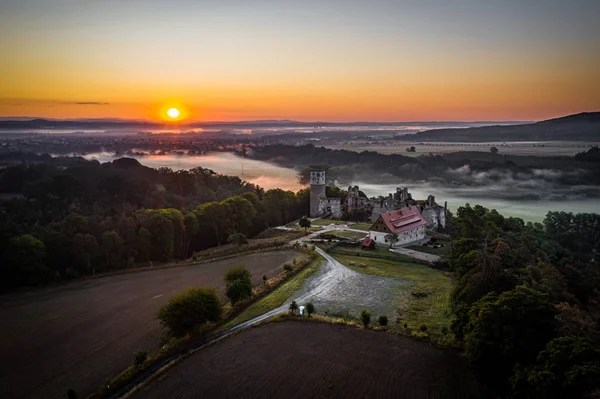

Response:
(219, 256), (324, 331)
(331, 253), (454, 340)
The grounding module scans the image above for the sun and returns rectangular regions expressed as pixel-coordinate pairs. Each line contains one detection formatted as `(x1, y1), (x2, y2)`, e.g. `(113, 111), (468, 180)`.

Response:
(167, 107), (180, 119)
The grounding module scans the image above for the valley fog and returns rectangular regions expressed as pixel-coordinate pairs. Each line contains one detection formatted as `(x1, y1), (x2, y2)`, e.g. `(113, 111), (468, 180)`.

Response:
(83, 152), (600, 222)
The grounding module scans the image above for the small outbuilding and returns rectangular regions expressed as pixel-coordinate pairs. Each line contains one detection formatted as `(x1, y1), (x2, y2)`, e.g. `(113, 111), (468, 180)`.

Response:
(361, 237), (375, 249)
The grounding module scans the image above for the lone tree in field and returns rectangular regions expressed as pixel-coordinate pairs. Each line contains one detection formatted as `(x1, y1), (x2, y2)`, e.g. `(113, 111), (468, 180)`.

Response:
(306, 302), (315, 317)
(385, 233), (399, 248)
(289, 300), (299, 315)
(227, 232), (248, 246)
(299, 216), (311, 232)
(224, 266), (253, 304)
(361, 310), (371, 328)
(157, 287), (222, 337)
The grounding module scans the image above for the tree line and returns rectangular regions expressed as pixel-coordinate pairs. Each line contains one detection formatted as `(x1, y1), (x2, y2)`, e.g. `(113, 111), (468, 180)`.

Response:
(0, 157), (309, 291)
(448, 205), (600, 398)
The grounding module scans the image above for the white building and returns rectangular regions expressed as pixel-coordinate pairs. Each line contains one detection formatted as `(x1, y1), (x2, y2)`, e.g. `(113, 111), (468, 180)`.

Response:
(368, 206), (427, 247)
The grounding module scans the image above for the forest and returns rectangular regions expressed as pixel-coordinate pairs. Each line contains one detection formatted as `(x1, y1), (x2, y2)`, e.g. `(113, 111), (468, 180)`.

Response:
(0, 156), (309, 291)
(448, 205), (600, 398)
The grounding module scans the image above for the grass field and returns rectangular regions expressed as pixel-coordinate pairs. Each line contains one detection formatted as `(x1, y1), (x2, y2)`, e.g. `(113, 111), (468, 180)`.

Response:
(331, 245), (417, 262)
(220, 257), (324, 331)
(311, 219), (346, 226)
(332, 254), (454, 339)
(0, 250), (302, 399)
(349, 222), (372, 231)
(329, 230), (368, 240)
(406, 243), (451, 257)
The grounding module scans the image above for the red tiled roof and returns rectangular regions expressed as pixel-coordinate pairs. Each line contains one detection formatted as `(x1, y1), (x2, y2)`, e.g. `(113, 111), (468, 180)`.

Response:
(362, 237), (374, 246)
(379, 206), (427, 234)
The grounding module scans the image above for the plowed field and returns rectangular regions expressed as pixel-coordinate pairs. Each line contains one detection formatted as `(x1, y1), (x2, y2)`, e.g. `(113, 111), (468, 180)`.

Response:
(0, 250), (299, 399)
(134, 320), (482, 399)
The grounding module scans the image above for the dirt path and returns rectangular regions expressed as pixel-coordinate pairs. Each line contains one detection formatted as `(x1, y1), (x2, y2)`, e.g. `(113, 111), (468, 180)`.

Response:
(132, 321), (482, 399)
(0, 251), (298, 399)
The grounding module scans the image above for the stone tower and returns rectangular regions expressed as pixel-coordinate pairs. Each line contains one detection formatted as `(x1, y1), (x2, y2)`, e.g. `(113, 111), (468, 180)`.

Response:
(309, 170), (326, 217)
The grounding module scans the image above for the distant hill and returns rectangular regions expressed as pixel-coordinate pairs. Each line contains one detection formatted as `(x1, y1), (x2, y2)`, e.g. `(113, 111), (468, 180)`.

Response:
(398, 112), (600, 142)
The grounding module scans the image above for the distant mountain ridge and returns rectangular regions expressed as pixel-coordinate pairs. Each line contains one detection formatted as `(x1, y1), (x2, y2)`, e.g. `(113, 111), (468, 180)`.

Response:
(0, 118), (524, 131)
(399, 112), (600, 142)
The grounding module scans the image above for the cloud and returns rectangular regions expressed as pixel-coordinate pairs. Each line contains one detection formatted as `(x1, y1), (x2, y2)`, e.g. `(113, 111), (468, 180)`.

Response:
(0, 98), (109, 107)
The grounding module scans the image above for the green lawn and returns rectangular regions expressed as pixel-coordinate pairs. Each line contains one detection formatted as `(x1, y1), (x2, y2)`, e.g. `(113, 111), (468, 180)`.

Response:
(332, 253), (454, 339)
(330, 230), (368, 240)
(331, 245), (417, 262)
(311, 219), (346, 226)
(349, 222), (372, 231)
(406, 243), (451, 257)
(219, 256), (324, 331)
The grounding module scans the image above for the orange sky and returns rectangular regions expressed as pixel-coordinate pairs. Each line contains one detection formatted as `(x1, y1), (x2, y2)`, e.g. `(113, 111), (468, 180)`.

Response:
(1, 1), (599, 122)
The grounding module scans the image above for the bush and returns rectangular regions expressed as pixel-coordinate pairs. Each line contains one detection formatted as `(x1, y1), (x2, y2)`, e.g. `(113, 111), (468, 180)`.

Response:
(224, 266), (253, 304)
(360, 310), (371, 328)
(420, 324), (428, 332)
(306, 302), (315, 317)
(157, 287), (222, 337)
(227, 232), (248, 246)
(378, 315), (388, 326)
(403, 322), (408, 330)
(262, 274), (267, 283)
(133, 350), (148, 366)
(441, 326), (449, 336)
(289, 300), (299, 314)
(283, 264), (293, 272)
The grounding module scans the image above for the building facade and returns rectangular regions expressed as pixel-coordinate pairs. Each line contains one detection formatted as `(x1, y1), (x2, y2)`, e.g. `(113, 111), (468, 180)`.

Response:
(309, 170), (342, 218)
(368, 206), (428, 247)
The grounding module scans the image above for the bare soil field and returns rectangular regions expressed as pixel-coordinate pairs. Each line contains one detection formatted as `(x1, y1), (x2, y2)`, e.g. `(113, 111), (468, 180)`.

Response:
(134, 320), (482, 399)
(0, 250), (299, 399)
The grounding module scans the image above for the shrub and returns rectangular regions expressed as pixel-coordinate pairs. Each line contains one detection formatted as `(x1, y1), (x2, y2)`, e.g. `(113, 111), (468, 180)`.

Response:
(262, 274), (267, 284)
(157, 287), (222, 337)
(306, 302), (315, 317)
(224, 266), (253, 304)
(133, 350), (148, 366)
(283, 264), (293, 272)
(403, 322), (408, 330)
(411, 291), (428, 298)
(227, 232), (248, 246)
(360, 310), (371, 328)
(420, 324), (428, 332)
(441, 326), (449, 336)
(378, 315), (388, 326)
(289, 300), (299, 314)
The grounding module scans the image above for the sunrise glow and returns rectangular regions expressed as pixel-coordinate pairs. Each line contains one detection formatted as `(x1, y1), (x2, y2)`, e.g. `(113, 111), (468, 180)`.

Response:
(167, 108), (180, 119)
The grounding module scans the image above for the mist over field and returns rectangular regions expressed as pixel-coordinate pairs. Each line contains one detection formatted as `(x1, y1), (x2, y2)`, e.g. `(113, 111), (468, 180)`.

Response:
(80, 151), (600, 222)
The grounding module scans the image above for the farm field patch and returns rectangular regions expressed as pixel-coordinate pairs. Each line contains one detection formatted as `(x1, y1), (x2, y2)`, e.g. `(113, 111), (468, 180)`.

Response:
(0, 250), (300, 399)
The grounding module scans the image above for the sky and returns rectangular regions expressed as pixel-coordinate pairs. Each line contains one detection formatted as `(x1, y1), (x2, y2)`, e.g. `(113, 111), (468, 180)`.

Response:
(1, 0), (599, 122)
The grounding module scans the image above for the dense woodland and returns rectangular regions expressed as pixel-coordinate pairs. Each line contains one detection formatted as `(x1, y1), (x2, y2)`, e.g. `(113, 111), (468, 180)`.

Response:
(0, 156), (309, 291)
(449, 205), (600, 398)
